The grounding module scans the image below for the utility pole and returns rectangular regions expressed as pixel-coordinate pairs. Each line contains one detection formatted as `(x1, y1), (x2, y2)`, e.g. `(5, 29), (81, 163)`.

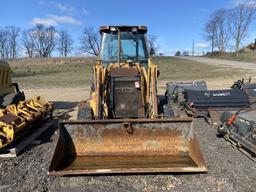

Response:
(192, 39), (194, 56)
(254, 39), (256, 56)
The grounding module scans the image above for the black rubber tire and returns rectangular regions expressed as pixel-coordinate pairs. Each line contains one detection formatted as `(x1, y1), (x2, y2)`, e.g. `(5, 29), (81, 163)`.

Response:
(12, 92), (25, 105)
(158, 95), (167, 114)
(77, 104), (92, 120)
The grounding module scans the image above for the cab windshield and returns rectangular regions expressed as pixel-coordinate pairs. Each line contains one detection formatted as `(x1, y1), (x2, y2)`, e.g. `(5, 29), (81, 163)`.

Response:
(100, 31), (149, 65)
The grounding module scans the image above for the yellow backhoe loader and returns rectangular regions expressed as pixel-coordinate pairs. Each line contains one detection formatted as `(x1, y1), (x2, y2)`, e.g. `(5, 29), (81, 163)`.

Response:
(49, 26), (206, 175)
(0, 60), (53, 152)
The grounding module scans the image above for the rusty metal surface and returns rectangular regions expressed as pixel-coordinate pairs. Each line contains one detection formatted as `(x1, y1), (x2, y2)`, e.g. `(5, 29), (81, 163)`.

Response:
(61, 118), (193, 124)
(49, 118), (207, 175)
(109, 67), (139, 77)
(110, 73), (144, 118)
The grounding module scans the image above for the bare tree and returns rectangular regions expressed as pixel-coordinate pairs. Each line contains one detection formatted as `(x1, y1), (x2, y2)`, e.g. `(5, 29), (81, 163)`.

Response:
(230, 3), (256, 54)
(22, 29), (35, 58)
(213, 9), (230, 54)
(33, 24), (57, 57)
(57, 30), (73, 57)
(21, 25), (56, 58)
(147, 34), (159, 56)
(5, 26), (20, 59)
(203, 17), (217, 53)
(0, 28), (9, 59)
(202, 9), (230, 54)
(79, 26), (100, 56)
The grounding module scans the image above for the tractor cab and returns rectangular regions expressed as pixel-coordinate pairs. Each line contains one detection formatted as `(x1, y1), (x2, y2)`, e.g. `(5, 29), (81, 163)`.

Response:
(99, 26), (149, 68)
(98, 26), (150, 118)
(0, 60), (24, 108)
(0, 60), (14, 97)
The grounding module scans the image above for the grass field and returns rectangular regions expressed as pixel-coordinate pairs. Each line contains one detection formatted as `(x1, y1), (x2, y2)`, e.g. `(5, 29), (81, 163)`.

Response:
(155, 56), (245, 81)
(9, 57), (94, 88)
(8, 56), (250, 90)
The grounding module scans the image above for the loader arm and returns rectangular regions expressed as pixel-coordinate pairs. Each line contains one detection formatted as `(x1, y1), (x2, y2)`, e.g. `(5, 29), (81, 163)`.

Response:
(91, 64), (102, 119)
(148, 59), (158, 118)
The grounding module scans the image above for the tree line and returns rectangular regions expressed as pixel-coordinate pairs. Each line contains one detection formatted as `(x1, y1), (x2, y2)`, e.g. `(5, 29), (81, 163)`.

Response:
(0, 25), (159, 60)
(203, 2), (256, 55)
(0, 24), (74, 59)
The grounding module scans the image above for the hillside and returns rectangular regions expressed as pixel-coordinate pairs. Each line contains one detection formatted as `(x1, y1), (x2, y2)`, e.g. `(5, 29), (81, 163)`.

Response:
(6, 56), (250, 90)
(205, 43), (256, 63)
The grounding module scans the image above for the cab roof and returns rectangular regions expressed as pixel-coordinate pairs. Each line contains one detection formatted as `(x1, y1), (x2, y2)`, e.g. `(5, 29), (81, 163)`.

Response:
(99, 25), (147, 33)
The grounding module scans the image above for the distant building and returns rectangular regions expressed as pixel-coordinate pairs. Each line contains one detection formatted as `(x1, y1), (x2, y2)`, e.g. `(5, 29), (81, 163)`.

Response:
(183, 51), (189, 56)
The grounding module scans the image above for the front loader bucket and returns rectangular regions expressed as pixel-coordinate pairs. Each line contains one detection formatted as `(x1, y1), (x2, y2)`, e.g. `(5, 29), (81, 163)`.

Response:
(48, 118), (206, 175)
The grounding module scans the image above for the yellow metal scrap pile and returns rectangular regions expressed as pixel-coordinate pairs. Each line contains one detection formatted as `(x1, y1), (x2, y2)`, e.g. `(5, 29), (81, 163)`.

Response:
(0, 96), (53, 149)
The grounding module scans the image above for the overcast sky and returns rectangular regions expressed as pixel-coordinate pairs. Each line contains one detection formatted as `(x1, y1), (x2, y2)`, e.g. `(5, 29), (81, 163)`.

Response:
(1, 0), (256, 55)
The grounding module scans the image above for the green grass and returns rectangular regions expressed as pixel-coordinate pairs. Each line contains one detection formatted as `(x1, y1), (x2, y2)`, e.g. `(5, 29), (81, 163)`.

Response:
(156, 57), (246, 81)
(9, 56), (249, 89)
(10, 57), (93, 88)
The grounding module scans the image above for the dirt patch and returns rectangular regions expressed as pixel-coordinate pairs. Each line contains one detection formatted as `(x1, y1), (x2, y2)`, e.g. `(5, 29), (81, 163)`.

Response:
(179, 56), (256, 71)
(23, 87), (90, 102)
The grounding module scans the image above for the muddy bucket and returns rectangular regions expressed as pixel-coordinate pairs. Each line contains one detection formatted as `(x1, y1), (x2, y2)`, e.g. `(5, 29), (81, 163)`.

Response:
(48, 118), (206, 175)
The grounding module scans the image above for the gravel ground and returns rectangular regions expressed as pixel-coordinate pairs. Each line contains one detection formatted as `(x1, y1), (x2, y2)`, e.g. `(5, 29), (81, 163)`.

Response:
(2, 57), (256, 191)
(0, 117), (255, 192)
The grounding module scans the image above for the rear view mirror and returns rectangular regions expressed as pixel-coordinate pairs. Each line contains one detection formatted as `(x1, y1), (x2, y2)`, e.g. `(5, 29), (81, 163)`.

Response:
(149, 48), (155, 56)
